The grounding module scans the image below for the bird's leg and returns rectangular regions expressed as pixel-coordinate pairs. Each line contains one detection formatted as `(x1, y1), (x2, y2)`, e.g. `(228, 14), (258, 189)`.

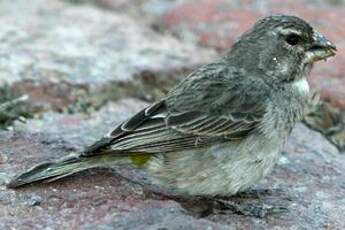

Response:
(136, 181), (290, 218)
(172, 194), (289, 218)
(139, 184), (290, 218)
(212, 198), (288, 218)
(235, 188), (286, 199)
(210, 188), (290, 218)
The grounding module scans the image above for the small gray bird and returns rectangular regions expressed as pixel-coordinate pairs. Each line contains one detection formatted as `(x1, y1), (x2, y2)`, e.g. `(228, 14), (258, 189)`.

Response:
(8, 15), (336, 198)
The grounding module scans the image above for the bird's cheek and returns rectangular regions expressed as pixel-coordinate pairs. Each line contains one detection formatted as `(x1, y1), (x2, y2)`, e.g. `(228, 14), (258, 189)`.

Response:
(304, 51), (316, 63)
(300, 55), (313, 74)
(276, 60), (291, 76)
(303, 51), (325, 65)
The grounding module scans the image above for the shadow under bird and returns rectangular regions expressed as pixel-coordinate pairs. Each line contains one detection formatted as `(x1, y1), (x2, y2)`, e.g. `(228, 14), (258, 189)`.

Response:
(8, 15), (336, 200)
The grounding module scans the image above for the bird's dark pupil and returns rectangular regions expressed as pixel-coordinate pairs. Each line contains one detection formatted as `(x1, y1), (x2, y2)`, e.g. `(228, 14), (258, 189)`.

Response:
(286, 34), (300, 45)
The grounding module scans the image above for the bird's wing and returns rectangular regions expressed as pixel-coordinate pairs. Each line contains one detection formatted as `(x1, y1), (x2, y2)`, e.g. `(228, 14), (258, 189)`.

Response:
(83, 63), (269, 156)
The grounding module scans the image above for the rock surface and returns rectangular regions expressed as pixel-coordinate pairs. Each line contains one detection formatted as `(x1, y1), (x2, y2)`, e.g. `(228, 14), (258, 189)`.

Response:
(0, 0), (215, 111)
(0, 0), (344, 229)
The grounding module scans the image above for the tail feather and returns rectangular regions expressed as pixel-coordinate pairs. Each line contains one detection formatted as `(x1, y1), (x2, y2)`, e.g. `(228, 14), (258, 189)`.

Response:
(7, 154), (129, 188)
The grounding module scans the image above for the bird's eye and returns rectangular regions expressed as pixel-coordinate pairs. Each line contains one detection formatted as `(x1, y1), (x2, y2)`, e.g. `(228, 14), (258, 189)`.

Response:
(285, 34), (301, 46)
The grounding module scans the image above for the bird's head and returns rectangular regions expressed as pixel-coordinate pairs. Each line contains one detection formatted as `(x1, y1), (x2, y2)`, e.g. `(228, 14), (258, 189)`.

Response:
(228, 15), (336, 82)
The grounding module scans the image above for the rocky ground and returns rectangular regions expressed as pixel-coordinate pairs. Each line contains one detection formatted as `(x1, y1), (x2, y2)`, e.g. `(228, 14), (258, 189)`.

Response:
(0, 0), (344, 229)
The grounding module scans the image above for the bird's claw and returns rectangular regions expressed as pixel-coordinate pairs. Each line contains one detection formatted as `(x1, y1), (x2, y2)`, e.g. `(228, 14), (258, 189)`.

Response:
(215, 199), (289, 218)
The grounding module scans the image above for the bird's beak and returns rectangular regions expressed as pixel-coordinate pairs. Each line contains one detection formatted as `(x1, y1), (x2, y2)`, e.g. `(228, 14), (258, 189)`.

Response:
(307, 30), (336, 62)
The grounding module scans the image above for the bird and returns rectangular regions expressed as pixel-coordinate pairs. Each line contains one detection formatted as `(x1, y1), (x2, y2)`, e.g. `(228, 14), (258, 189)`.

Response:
(8, 15), (336, 199)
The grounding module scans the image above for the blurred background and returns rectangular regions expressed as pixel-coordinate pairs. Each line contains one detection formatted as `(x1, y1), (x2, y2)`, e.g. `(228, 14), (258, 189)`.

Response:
(0, 1), (344, 229)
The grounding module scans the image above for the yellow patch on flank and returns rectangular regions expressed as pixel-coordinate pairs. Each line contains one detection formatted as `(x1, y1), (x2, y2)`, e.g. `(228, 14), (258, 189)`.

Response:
(130, 155), (151, 167)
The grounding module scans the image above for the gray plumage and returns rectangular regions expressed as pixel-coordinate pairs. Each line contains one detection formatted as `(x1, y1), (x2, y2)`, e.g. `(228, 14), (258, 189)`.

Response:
(8, 15), (336, 196)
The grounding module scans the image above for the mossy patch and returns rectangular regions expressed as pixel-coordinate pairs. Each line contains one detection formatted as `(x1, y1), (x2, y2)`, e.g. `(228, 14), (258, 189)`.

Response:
(0, 85), (34, 129)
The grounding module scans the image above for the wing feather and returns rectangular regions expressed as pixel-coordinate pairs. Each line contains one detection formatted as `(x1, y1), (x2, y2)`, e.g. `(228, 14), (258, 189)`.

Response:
(83, 63), (269, 157)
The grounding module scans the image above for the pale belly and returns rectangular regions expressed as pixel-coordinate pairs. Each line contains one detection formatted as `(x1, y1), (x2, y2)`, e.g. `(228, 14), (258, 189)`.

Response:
(145, 134), (284, 196)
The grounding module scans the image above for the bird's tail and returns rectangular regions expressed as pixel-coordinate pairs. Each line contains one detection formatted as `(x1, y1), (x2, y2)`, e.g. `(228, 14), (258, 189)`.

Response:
(7, 154), (130, 188)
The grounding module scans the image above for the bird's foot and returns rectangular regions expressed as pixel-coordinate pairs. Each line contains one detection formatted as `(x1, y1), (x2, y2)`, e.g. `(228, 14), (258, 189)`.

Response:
(140, 188), (289, 218)
(135, 181), (290, 218)
(235, 188), (287, 199)
(214, 198), (288, 218)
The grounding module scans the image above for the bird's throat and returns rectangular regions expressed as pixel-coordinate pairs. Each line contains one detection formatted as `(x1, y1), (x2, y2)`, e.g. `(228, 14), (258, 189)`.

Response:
(292, 78), (310, 95)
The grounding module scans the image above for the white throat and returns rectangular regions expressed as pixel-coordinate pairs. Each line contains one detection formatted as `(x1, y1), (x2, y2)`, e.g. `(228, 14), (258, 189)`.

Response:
(292, 78), (310, 95)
